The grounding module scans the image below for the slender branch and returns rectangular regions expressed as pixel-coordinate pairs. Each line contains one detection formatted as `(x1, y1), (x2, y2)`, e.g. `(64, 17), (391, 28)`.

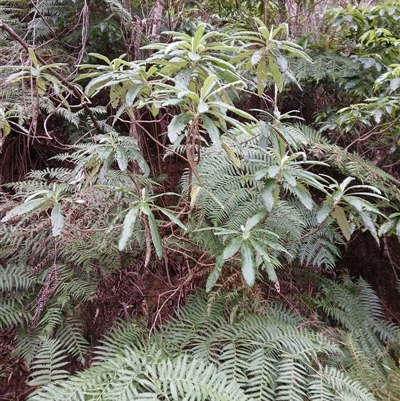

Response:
(345, 116), (400, 151)
(0, 22), (103, 134)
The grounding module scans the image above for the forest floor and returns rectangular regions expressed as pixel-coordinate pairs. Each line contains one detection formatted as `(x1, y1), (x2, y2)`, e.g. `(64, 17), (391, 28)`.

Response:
(1, 233), (400, 400)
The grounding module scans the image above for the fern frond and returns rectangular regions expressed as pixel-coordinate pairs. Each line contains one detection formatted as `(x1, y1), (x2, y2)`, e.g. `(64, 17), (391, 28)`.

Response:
(55, 317), (89, 365)
(143, 353), (248, 401)
(275, 356), (308, 401)
(28, 336), (70, 386)
(0, 264), (37, 292)
(294, 51), (364, 84)
(93, 319), (147, 364)
(0, 298), (31, 328)
(319, 366), (376, 401)
(27, 289), (399, 400)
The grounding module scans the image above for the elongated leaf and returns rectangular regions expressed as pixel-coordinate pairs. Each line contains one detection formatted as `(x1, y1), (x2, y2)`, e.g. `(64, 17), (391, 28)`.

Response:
(378, 219), (395, 237)
(222, 237), (243, 260)
(116, 146), (128, 171)
(394, 219), (400, 238)
(207, 237), (243, 292)
(221, 141), (241, 168)
(209, 102), (257, 121)
(200, 75), (217, 101)
(51, 203), (64, 237)
(206, 255), (224, 292)
(198, 102), (209, 113)
(269, 59), (283, 92)
(145, 209), (163, 259)
(118, 208), (139, 251)
(158, 208), (187, 231)
(1, 119), (11, 136)
(202, 114), (220, 146)
(88, 52), (112, 65)
(192, 23), (206, 52)
(248, 238), (278, 283)
(334, 205), (351, 241)
(168, 113), (192, 143)
(262, 178), (278, 212)
(241, 242), (255, 286)
(126, 84), (144, 106)
(316, 198), (334, 224)
(283, 171), (296, 187)
(359, 212), (379, 245)
(292, 183), (313, 211)
(251, 49), (264, 66)
(1, 198), (50, 222)
(257, 57), (268, 96)
(245, 212), (265, 232)
(190, 185), (201, 208)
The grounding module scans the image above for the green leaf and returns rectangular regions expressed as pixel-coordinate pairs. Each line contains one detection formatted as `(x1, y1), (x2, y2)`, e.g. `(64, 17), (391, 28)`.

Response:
(316, 198), (334, 224)
(202, 114), (220, 146)
(257, 57), (268, 96)
(334, 205), (351, 241)
(283, 171), (296, 187)
(126, 84), (144, 106)
(241, 242), (255, 286)
(142, 205), (163, 260)
(378, 219), (395, 237)
(359, 212), (379, 245)
(245, 212), (265, 232)
(210, 102), (257, 121)
(118, 208), (139, 251)
(269, 59), (283, 92)
(198, 102), (209, 113)
(1, 198), (50, 222)
(191, 24), (206, 52)
(168, 113), (192, 143)
(158, 208), (187, 231)
(206, 237), (243, 292)
(162, 98), (187, 107)
(200, 75), (217, 101)
(28, 48), (39, 69)
(292, 183), (313, 211)
(88, 53), (112, 65)
(251, 49), (264, 66)
(188, 51), (201, 61)
(206, 255), (224, 292)
(395, 219), (400, 237)
(116, 146), (128, 171)
(262, 178), (278, 212)
(248, 238), (278, 283)
(190, 185), (201, 208)
(1, 119), (11, 136)
(222, 237), (243, 260)
(51, 203), (64, 237)
(149, 212), (163, 259)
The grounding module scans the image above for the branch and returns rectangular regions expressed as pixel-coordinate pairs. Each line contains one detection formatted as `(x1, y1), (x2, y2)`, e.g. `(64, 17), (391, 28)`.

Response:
(0, 22), (103, 134)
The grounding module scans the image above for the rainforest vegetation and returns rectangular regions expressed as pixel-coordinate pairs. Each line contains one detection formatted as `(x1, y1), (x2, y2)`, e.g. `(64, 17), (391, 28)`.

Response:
(1, 0), (400, 399)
